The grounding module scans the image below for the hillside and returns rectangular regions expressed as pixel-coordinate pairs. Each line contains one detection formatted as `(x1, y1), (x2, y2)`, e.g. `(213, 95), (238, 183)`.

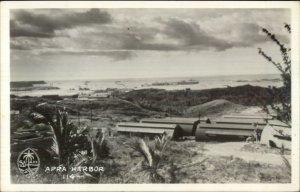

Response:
(120, 85), (278, 116)
(184, 99), (247, 117)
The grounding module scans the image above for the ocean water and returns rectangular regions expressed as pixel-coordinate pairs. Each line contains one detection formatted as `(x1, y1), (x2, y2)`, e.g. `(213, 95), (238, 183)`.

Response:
(11, 74), (283, 97)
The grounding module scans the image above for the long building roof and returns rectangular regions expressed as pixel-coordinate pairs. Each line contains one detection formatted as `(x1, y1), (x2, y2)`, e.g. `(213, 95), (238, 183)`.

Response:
(215, 118), (267, 125)
(117, 122), (177, 137)
(117, 127), (174, 135)
(116, 122), (178, 129)
(198, 123), (262, 130)
(223, 114), (273, 120)
(140, 117), (206, 125)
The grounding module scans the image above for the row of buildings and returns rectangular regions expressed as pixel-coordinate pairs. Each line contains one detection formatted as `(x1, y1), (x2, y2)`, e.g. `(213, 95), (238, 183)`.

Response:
(116, 114), (291, 149)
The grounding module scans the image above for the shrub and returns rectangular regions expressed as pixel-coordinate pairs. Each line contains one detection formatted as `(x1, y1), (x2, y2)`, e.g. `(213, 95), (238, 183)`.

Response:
(258, 24), (291, 125)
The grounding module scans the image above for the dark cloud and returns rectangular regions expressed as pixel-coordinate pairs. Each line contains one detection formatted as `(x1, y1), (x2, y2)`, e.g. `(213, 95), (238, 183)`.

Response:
(118, 33), (178, 51)
(10, 9), (112, 38)
(10, 20), (54, 38)
(160, 18), (233, 51)
(85, 26), (180, 51)
(91, 21), (232, 52)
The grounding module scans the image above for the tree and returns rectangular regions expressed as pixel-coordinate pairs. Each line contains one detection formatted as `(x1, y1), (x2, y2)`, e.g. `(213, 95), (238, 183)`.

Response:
(29, 103), (112, 182)
(258, 24), (291, 126)
(31, 105), (72, 165)
(31, 104), (91, 164)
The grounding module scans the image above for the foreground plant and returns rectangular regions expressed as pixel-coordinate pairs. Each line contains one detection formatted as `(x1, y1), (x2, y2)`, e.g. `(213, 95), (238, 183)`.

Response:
(30, 104), (110, 182)
(129, 135), (169, 183)
(87, 129), (110, 163)
(31, 105), (73, 165)
(258, 24), (291, 126)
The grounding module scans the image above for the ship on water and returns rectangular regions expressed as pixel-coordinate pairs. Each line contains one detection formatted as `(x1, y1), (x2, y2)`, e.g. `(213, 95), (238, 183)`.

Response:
(152, 79), (199, 86)
(152, 82), (172, 86)
(176, 79), (199, 85)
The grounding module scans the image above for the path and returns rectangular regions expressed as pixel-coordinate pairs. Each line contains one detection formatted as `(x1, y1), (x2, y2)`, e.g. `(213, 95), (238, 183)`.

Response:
(202, 142), (290, 166)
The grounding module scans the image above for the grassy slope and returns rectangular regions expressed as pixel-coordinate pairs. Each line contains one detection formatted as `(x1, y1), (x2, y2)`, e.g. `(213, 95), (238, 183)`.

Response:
(184, 99), (247, 117)
(11, 137), (290, 184)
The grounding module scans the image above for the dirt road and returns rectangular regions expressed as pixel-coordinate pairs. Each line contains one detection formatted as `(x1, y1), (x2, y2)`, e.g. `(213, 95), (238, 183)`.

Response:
(202, 142), (291, 166)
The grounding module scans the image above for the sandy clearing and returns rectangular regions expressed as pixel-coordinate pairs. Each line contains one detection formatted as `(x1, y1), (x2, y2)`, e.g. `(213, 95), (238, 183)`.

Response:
(239, 106), (266, 115)
(202, 142), (290, 166)
(184, 99), (246, 117)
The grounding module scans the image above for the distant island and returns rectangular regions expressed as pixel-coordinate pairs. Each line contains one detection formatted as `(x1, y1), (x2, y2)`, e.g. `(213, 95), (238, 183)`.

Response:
(10, 80), (59, 91)
(11, 81), (47, 88)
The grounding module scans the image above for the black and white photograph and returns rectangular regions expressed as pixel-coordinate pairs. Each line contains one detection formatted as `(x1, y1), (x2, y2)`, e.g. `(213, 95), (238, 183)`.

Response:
(1, 1), (299, 191)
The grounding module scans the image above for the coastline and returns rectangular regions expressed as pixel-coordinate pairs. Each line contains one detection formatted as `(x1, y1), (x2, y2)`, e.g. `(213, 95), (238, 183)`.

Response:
(10, 74), (283, 97)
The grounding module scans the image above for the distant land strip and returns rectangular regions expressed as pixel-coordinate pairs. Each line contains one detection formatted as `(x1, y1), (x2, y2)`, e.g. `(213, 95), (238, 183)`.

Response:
(10, 81), (46, 88)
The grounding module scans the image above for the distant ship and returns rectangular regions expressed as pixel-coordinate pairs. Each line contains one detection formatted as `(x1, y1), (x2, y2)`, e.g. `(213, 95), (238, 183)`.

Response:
(152, 79), (199, 86)
(79, 86), (90, 91)
(152, 82), (172, 86)
(176, 79), (199, 85)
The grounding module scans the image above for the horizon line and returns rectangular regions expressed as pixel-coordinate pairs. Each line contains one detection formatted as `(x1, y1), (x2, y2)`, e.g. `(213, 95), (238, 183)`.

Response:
(10, 73), (281, 82)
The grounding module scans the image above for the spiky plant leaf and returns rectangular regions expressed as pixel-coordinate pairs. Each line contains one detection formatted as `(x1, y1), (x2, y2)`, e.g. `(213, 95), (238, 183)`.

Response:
(50, 136), (59, 156)
(139, 139), (153, 167)
(87, 129), (109, 163)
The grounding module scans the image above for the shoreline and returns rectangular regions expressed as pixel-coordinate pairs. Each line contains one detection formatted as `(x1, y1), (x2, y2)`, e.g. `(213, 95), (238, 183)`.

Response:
(10, 74), (283, 97)
(10, 73), (281, 83)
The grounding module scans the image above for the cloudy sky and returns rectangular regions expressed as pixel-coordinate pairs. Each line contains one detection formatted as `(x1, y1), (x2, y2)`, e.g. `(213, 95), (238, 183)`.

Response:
(10, 8), (290, 81)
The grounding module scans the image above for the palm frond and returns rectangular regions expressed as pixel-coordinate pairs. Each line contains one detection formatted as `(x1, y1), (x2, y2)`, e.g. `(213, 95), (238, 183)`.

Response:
(50, 136), (59, 156)
(139, 139), (153, 167)
(154, 135), (168, 148)
(87, 129), (109, 163)
(153, 135), (169, 167)
(131, 138), (153, 167)
(87, 133), (97, 163)
(129, 135), (171, 183)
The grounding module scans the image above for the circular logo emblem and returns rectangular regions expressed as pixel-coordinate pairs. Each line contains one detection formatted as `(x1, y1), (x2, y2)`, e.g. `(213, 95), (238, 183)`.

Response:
(17, 148), (40, 177)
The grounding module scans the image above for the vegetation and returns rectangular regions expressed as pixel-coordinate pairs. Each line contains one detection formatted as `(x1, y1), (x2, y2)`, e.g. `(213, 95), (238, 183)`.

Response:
(11, 84), (279, 120)
(258, 24), (291, 125)
(11, 137), (291, 183)
(28, 104), (109, 182)
(120, 85), (279, 116)
(128, 135), (169, 183)
(87, 129), (110, 163)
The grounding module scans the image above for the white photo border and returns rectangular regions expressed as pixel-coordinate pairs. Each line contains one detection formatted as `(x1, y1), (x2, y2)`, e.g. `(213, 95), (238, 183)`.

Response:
(1, 1), (299, 191)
